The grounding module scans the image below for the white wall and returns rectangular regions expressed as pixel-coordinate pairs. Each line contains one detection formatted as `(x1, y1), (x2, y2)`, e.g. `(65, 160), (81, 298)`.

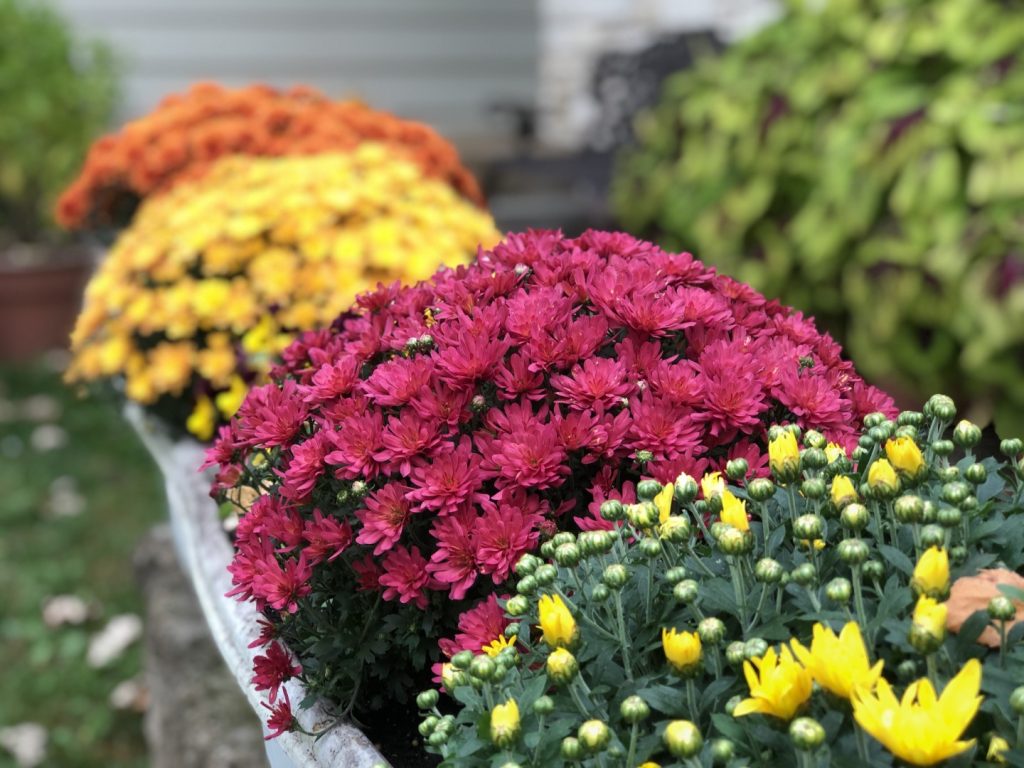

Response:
(537, 0), (779, 148)
(51, 0), (538, 159)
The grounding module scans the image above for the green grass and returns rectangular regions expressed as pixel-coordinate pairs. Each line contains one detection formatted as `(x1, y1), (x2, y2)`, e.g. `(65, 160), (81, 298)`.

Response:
(0, 359), (164, 767)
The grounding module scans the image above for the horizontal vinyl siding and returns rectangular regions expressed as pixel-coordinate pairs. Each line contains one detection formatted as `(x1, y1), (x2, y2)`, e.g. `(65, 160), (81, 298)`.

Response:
(52, 0), (538, 158)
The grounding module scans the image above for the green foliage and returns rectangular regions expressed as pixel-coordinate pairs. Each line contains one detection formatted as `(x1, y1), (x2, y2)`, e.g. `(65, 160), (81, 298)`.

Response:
(0, 0), (117, 244)
(613, 0), (1024, 435)
(420, 398), (1024, 766)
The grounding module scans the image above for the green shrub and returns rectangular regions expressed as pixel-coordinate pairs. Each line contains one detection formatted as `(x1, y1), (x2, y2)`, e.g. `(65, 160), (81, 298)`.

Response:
(613, 0), (1024, 435)
(0, 0), (116, 245)
(420, 396), (1024, 766)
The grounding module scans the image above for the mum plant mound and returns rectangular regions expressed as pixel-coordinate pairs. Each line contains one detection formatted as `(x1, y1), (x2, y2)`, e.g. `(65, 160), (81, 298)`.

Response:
(613, 0), (1024, 434)
(56, 81), (484, 231)
(65, 145), (499, 439)
(421, 396), (1024, 767)
(207, 229), (893, 714)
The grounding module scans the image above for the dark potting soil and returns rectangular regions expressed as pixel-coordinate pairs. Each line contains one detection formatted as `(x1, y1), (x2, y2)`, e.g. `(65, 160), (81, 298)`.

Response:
(360, 702), (441, 768)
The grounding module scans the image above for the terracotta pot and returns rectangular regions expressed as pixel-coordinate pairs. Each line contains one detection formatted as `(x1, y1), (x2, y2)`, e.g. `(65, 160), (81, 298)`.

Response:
(0, 244), (95, 361)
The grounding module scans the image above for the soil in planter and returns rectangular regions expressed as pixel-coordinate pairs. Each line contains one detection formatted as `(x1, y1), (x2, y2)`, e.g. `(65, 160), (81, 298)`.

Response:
(360, 702), (441, 768)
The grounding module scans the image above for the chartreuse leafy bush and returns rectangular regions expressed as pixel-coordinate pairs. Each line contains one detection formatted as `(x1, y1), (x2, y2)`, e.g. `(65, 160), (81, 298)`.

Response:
(0, 0), (116, 243)
(613, 0), (1024, 435)
(419, 395), (1024, 767)
(208, 230), (892, 719)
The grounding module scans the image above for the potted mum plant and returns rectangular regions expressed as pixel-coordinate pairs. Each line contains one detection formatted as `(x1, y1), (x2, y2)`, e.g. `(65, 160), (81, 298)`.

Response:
(0, 0), (116, 359)
(205, 229), (893, 765)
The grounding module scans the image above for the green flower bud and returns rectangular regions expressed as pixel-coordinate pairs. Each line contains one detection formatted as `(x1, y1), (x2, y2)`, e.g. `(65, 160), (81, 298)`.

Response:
(858, 434), (875, 450)
(546, 648), (579, 685)
(862, 560), (885, 581)
(896, 660), (918, 682)
(592, 530), (617, 554)
(710, 738), (735, 765)
(754, 558), (785, 584)
(725, 641), (747, 666)
(908, 623), (944, 655)
(504, 624), (520, 640)
(420, 715), (439, 736)
(893, 494), (923, 524)
(803, 429), (827, 449)
(747, 477), (776, 501)
(894, 425), (919, 440)
(1000, 438), (1023, 458)
(950, 546), (967, 565)
(800, 476), (827, 499)
(942, 481), (971, 506)
(838, 538), (870, 566)
(578, 720), (611, 752)
(533, 695), (555, 716)
(591, 583), (611, 603)
(665, 566), (688, 583)
(1010, 687), (1024, 715)
(551, 531), (575, 547)
(561, 737), (583, 760)
(639, 537), (663, 558)
(789, 717), (826, 751)
(931, 439), (955, 457)
(674, 579), (700, 604)
(626, 502), (659, 529)
(674, 473), (700, 504)
(534, 564), (558, 586)
(920, 500), (937, 524)
(960, 495), (978, 512)
(840, 503), (870, 531)
(635, 449), (654, 465)
(637, 479), (664, 502)
(988, 596), (1016, 622)
(924, 394), (956, 422)
(803, 448), (830, 473)
(660, 515), (691, 543)
(825, 577), (852, 603)
(427, 730), (448, 747)
(938, 467), (960, 484)
(451, 650), (474, 669)
(600, 499), (626, 521)
(744, 637), (769, 660)
(936, 506), (962, 529)
(498, 762), (522, 768)
(964, 463), (987, 485)
(416, 690), (439, 710)
(863, 412), (886, 429)
(470, 655), (496, 681)
(920, 524), (945, 549)
(620, 695), (651, 724)
(698, 617), (727, 646)
(602, 564), (629, 590)
(717, 526), (753, 555)
(868, 426), (890, 444)
(554, 543), (580, 567)
(793, 513), (824, 541)
(505, 595), (529, 616)
(664, 720), (703, 758)
(792, 563), (817, 586)
(514, 554), (541, 577)
(952, 420), (982, 448)
(851, 446), (870, 464)
(539, 540), (556, 559)
(726, 458), (749, 481)
(898, 411), (924, 427)
(516, 575), (537, 595)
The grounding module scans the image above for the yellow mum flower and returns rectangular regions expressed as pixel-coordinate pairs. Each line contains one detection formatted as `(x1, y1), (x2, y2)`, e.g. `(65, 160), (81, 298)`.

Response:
(482, 633), (516, 658)
(852, 659), (982, 766)
(825, 442), (847, 463)
(653, 483), (674, 523)
(912, 547), (950, 599)
(701, 471), (725, 500)
(791, 622), (882, 700)
(186, 395), (217, 441)
(489, 699), (520, 747)
(66, 147), (499, 439)
(867, 458), (900, 496)
(733, 644), (812, 721)
(215, 375), (249, 419)
(719, 490), (749, 532)
(538, 594), (577, 648)
(662, 627), (702, 675)
(830, 475), (858, 508)
(885, 436), (926, 479)
(768, 430), (800, 482)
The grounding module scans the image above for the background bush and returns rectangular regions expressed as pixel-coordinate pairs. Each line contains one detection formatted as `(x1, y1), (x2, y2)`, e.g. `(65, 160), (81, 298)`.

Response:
(0, 0), (116, 245)
(613, 0), (1024, 435)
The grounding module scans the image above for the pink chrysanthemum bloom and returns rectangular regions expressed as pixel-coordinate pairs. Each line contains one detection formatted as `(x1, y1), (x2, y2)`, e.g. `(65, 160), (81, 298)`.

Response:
(209, 229), (893, 713)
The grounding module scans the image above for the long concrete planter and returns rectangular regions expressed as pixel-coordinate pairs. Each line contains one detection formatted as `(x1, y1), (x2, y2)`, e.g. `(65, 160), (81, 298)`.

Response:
(127, 404), (389, 768)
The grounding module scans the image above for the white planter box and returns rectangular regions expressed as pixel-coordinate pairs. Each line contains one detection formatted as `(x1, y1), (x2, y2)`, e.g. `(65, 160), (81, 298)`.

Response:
(127, 405), (390, 768)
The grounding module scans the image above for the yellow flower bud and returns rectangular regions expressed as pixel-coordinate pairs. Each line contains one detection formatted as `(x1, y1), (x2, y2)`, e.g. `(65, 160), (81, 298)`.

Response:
(653, 483), (674, 523)
(768, 431), (800, 482)
(830, 475), (858, 509)
(489, 699), (520, 748)
(825, 442), (847, 464)
(662, 627), (702, 676)
(885, 437), (926, 479)
(719, 490), (749, 532)
(701, 471), (725, 500)
(912, 595), (948, 646)
(538, 594), (578, 648)
(912, 547), (949, 599)
(546, 647), (579, 684)
(867, 459), (900, 496)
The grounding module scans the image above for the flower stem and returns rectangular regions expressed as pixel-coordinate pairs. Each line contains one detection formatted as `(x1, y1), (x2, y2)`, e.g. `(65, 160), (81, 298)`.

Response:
(568, 681), (590, 717)
(688, 545), (717, 577)
(1000, 621), (1009, 668)
(851, 565), (869, 634)
(626, 722), (638, 768)
(925, 653), (939, 689)
(686, 678), (699, 720)
(787, 486), (800, 525)
(746, 584), (769, 635)
(614, 592), (635, 681)
(1017, 715), (1024, 751)
(729, 557), (749, 628)
(855, 725), (870, 763)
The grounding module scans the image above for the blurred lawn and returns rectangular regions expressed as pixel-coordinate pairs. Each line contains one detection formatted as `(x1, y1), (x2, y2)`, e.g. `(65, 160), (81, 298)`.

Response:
(0, 359), (163, 767)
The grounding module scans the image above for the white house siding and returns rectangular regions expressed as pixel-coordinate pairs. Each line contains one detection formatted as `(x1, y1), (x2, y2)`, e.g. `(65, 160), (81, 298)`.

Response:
(537, 0), (779, 148)
(50, 0), (539, 160)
